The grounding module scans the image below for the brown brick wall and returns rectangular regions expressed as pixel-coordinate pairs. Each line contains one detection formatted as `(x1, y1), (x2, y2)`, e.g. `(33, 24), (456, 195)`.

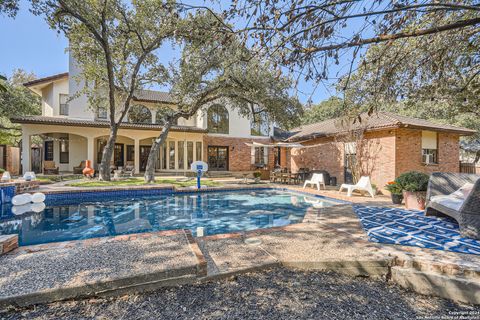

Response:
(203, 136), (275, 171)
(395, 128), (460, 177)
(290, 136), (345, 182)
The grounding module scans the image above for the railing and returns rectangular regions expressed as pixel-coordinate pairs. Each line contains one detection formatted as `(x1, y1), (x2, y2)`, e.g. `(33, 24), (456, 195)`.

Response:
(459, 162), (480, 174)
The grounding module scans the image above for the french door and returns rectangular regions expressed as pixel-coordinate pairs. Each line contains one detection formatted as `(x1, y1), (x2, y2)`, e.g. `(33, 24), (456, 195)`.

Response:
(208, 146), (229, 171)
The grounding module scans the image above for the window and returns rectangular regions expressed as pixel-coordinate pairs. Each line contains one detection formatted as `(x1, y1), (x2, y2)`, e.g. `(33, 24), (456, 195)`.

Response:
(421, 131), (438, 164)
(44, 141), (54, 161)
(97, 107), (107, 119)
(59, 136), (69, 163)
(251, 111), (269, 136)
(59, 94), (69, 116)
(128, 105), (152, 123)
(207, 104), (229, 134)
(187, 142), (194, 168)
(97, 140), (106, 163)
(169, 141), (175, 169)
(196, 142), (202, 161)
(178, 141), (185, 170)
(251, 147), (268, 167)
(162, 143), (167, 169)
(126, 145), (134, 162)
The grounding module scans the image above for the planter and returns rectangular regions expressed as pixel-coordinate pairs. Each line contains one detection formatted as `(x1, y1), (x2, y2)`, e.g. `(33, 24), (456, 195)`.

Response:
(391, 193), (403, 205)
(403, 191), (426, 210)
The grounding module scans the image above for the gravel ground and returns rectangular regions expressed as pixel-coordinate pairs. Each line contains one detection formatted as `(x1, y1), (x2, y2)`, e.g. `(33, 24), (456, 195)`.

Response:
(1, 268), (479, 320)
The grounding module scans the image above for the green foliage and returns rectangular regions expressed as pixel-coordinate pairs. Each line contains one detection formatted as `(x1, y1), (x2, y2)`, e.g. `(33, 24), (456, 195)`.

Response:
(0, 0), (19, 17)
(0, 168), (5, 174)
(253, 171), (262, 178)
(395, 171), (430, 192)
(0, 69), (41, 145)
(385, 181), (403, 195)
(301, 96), (346, 125)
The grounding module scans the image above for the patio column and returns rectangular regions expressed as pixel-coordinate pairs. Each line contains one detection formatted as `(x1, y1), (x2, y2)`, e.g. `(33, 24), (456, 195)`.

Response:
(134, 138), (140, 174)
(87, 136), (95, 163)
(21, 132), (31, 174)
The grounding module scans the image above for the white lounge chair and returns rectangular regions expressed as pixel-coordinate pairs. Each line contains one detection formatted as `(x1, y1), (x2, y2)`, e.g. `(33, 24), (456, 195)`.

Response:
(339, 176), (375, 198)
(303, 173), (326, 191)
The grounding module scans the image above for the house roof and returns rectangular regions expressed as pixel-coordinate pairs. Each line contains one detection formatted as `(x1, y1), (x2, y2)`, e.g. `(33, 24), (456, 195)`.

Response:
(10, 116), (208, 133)
(288, 112), (476, 141)
(24, 73), (174, 104)
(132, 89), (173, 104)
(23, 72), (69, 87)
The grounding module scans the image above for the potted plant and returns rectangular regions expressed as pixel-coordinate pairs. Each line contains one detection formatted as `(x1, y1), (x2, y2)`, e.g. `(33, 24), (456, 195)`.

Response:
(395, 171), (430, 210)
(253, 171), (262, 183)
(385, 181), (403, 205)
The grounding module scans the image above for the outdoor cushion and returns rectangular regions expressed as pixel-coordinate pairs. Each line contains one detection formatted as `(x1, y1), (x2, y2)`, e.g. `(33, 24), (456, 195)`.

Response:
(430, 195), (464, 212)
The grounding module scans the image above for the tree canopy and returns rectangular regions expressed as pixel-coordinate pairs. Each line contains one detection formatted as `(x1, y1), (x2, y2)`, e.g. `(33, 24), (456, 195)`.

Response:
(0, 69), (41, 145)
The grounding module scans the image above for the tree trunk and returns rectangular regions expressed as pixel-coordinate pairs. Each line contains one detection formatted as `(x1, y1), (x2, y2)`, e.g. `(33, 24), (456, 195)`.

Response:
(98, 125), (119, 181)
(144, 122), (172, 183)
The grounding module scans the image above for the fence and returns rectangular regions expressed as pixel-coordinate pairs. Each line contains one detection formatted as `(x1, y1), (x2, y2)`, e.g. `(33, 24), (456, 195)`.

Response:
(459, 162), (480, 174)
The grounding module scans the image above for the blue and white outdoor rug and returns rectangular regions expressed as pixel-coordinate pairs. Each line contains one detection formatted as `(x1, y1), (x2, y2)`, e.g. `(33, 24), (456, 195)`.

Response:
(353, 205), (480, 255)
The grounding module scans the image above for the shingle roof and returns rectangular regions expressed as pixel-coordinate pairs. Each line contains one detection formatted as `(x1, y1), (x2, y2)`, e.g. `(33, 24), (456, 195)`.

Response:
(24, 73), (174, 104)
(23, 72), (69, 87)
(132, 89), (174, 104)
(10, 116), (207, 133)
(288, 112), (476, 141)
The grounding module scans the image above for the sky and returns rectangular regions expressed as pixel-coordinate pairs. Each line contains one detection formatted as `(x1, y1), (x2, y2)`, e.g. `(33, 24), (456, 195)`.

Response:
(0, 0), (347, 104)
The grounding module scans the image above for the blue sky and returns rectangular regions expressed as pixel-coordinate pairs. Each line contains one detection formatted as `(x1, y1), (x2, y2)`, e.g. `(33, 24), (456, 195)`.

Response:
(0, 0), (345, 104)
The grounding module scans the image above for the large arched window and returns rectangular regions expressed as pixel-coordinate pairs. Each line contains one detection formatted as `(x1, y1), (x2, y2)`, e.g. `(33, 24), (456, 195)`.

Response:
(251, 111), (269, 136)
(208, 104), (229, 134)
(128, 105), (152, 124)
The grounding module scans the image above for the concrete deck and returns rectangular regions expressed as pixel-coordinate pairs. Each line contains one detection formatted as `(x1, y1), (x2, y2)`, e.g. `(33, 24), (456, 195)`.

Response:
(1, 185), (480, 306)
(0, 230), (201, 307)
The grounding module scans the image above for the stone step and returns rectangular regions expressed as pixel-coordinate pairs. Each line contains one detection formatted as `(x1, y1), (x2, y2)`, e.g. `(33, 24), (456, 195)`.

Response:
(391, 266), (480, 305)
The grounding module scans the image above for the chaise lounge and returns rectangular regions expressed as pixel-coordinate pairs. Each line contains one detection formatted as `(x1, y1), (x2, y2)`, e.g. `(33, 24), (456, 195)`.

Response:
(425, 172), (480, 239)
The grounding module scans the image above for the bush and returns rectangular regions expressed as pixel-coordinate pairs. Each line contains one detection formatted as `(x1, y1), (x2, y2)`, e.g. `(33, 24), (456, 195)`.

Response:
(395, 171), (430, 192)
(253, 171), (262, 179)
(0, 168), (4, 174)
(385, 181), (402, 195)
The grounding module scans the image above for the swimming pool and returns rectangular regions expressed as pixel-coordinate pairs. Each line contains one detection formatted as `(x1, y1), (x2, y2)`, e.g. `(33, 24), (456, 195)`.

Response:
(0, 189), (340, 246)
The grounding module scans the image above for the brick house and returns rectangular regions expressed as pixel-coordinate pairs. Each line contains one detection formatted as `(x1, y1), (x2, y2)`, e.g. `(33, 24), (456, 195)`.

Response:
(13, 52), (278, 176)
(287, 112), (476, 191)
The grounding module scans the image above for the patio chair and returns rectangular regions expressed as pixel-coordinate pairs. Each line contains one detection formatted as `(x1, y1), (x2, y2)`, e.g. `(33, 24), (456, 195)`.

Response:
(43, 161), (59, 175)
(73, 161), (86, 174)
(303, 173), (326, 191)
(122, 161), (135, 177)
(425, 172), (480, 239)
(339, 176), (375, 198)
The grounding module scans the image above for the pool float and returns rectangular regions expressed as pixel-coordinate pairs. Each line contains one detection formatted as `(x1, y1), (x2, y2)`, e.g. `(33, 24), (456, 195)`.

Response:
(31, 202), (46, 213)
(12, 193), (32, 206)
(31, 192), (46, 203)
(12, 203), (33, 215)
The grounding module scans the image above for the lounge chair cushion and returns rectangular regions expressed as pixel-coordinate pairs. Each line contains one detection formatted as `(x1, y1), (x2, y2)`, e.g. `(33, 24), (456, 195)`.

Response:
(430, 195), (464, 212)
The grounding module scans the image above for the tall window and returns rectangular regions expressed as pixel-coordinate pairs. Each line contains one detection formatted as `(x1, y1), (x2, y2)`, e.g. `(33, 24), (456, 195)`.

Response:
(187, 142), (194, 168)
(422, 131), (438, 164)
(169, 141), (175, 169)
(128, 105), (152, 123)
(178, 141), (185, 170)
(251, 112), (269, 136)
(59, 136), (69, 163)
(44, 141), (54, 161)
(97, 107), (107, 119)
(207, 104), (229, 134)
(59, 94), (69, 116)
(251, 147), (268, 167)
(196, 142), (202, 161)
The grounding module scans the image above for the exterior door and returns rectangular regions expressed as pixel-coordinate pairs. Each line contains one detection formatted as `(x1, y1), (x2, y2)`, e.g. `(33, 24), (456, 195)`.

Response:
(140, 146), (151, 171)
(344, 153), (356, 184)
(114, 144), (124, 167)
(208, 146), (229, 171)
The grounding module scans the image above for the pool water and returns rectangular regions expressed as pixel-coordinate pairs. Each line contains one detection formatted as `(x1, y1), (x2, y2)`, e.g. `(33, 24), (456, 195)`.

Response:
(0, 189), (339, 246)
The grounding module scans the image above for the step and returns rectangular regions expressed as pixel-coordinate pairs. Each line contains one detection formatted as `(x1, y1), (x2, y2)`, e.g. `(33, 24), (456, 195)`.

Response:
(391, 266), (480, 305)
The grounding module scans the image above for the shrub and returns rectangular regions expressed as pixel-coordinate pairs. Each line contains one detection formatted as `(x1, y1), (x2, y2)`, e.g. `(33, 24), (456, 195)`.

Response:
(253, 171), (262, 179)
(385, 181), (402, 195)
(0, 168), (4, 174)
(395, 171), (430, 192)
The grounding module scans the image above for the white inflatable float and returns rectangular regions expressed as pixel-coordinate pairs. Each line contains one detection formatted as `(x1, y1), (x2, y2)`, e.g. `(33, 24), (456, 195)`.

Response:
(11, 192), (46, 215)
